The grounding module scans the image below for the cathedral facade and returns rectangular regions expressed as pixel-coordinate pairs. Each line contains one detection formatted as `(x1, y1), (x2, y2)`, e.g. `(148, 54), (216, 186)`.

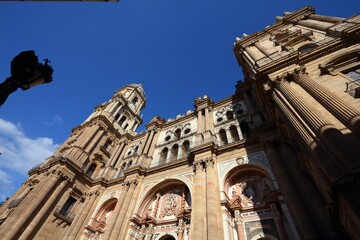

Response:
(0, 6), (359, 240)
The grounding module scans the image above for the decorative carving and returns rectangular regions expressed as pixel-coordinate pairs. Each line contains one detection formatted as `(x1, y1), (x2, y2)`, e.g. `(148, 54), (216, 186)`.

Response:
(193, 160), (205, 172)
(204, 157), (215, 169)
(164, 193), (178, 215)
(236, 157), (246, 165)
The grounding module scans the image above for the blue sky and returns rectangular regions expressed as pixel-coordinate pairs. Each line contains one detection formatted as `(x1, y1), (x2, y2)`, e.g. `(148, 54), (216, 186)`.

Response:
(0, 1), (358, 201)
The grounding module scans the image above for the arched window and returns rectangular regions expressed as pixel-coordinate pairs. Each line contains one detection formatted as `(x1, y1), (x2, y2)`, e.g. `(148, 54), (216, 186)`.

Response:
(59, 196), (76, 217)
(121, 162), (126, 170)
(182, 140), (190, 154)
(219, 129), (228, 145)
(159, 148), (168, 164)
(118, 116), (126, 125)
(230, 125), (240, 142)
(174, 129), (181, 140)
(127, 160), (133, 169)
(183, 128), (190, 135)
(171, 144), (179, 160)
(298, 43), (318, 54)
(134, 146), (139, 154)
(114, 113), (120, 121)
(86, 163), (97, 177)
(132, 97), (138, 105)
(123, 123), (129, 130)
(226, 111), (234, 120)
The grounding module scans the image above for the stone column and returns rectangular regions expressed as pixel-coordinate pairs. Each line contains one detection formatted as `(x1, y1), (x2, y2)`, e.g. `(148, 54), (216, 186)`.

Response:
(138, 132), (150, 155)
(234, 214), (246, 240)
(109, 180), (138, 240)
(166, 149), (174, 163)
(144, 131), (156, 155)
(236, 125), (244, 140)
(148, 132), (159, 157)
(0, 180), (28, 216)
(65, 189), (101, 240)
(192, 160), (207, 240)
(105, 100), (117, 113)
(3, 170), (62, 240)
(292, 69), (360, 136)
(79, 125), (99, 149)
(204, 107), (214, 133)
(276, 79), (357, 171)
(271, 91), (340, 191)
(177, 219), (185, 240)
(262, 141), (320, 239)
(19, 176), (70, 240)
(114, 143), (128, 169)
(102, 182), (130, 240)
(205, 157), (223, 240)
(0, 176), (48, 238)
(278, 143), (341, 239)
(225, 128), (233, 144)
(85, 128), (105, 153)
(145, 224), (154, 240)
(113, 105), (123, 119)
(308, 14), (344, 23)
(297, 19), (333, 32)
(109, 143), (123, 167)
(243, 92), (256, 115)
(197, 109), (204, 133)
(118, 178), (144, 240)
(138, 225), (146, 240)
(272, 210), (288, 240)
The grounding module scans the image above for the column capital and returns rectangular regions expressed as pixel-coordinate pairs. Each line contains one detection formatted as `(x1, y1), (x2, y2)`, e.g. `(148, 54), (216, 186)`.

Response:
(204, 157), (215, 169)
(234, 217), (244, 226)
(121, 179), (138, 189)
(193, 160), (205, 172)
(85, 189), (101, 199)
(276, 65), (308, 83)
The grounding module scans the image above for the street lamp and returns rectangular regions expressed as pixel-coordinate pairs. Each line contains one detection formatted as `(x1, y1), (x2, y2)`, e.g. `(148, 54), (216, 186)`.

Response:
(0, 50), (54, 107)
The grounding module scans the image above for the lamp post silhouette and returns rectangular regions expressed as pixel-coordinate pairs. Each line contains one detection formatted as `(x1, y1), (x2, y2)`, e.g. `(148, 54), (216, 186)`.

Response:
(0, 50), (54, 107)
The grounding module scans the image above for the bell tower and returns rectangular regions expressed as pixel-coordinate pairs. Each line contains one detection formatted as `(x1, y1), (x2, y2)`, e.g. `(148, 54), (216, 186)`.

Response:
(85, 83), (146, 134)
(48, 83), (146, 179)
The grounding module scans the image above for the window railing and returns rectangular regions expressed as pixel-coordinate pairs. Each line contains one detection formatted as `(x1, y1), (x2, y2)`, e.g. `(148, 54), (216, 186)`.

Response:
(54, 206), (75, 222)
(156, 130), (197, 147)
(218, 135), (246, 147)
(150, 153), (189, 168)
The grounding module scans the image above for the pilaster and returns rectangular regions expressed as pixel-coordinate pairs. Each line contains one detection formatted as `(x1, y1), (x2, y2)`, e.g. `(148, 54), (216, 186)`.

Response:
(192, 160), (207, 240)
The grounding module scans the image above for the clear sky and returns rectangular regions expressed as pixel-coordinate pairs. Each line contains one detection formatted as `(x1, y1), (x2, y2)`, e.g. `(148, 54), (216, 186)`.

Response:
(0, 0), (358, 201)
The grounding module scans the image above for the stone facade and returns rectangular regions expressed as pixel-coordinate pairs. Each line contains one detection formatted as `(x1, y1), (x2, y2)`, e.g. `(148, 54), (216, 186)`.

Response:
(0, 6), (359, 240)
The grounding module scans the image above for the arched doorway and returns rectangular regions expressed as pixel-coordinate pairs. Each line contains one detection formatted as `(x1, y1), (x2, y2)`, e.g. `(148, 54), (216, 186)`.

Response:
(130, 180), (191, 240)
(222, 165), (285, 240)
(83, 198), (117, 239)
(159, 234), (176, 240)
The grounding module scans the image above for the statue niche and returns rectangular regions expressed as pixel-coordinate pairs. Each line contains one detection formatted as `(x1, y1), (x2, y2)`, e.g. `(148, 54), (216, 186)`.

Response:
(227, 172), (275, 210)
